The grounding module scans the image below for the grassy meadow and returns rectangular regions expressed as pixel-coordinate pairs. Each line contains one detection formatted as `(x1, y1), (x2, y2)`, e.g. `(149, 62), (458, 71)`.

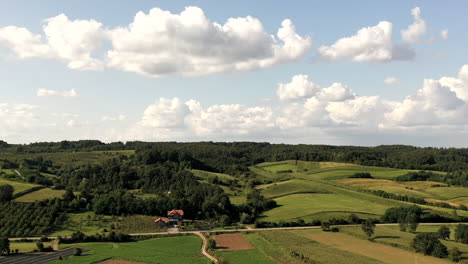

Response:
(15, 188), (66, 202)
(51, 235), (210, 264)
(0, 178), (41, 196)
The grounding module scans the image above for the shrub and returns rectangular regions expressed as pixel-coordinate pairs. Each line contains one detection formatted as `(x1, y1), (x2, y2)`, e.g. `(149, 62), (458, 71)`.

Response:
(449, 247), (461, 262)
(349, 172), (373, 178)
(73, 248), (82, 256)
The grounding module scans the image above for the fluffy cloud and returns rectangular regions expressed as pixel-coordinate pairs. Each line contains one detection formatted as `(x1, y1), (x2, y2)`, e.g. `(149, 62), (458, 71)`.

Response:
(0, 15), (104, 70)
(384, 77), (400, 86)
(0, 6), (310, 76)
(42, 14), (105, 70)
(141, 98), (189, 128)
(3, 65), (468, 146)
(401, 7), (427, 43)
(318, 21), (414, 62)
(384, 79), (466, 126)
(37, 88), (78, 98)
(0, 26), (51, 58)
(277, 75), (355, 102)
(277, 74), (319, 101)
(107, 7), (311, 77)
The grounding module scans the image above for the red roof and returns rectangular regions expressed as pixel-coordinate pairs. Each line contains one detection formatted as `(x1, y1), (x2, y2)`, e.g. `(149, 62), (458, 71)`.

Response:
(167, 209), (184, 216)
(154, 217), (168, 223)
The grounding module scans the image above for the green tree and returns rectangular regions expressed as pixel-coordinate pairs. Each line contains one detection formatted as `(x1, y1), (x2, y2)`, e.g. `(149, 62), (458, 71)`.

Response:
(0, 237), (10, 255)
(207, 238), (216, 250)
(73, 248), (82, 256)
(62, 188), (75, 202)
(361, 219), (376, 239)
(0, 184), (14, 203)
(455, 224), (468, 244)
(449, 247), (461, 262)
(412, 233), (447, 257)
(219, 215), (231, 227)
(36, 242), (45, 252)
(348, 213), (361, 224)
(437, 226), (451, 240)
(321, 221), (331, 232)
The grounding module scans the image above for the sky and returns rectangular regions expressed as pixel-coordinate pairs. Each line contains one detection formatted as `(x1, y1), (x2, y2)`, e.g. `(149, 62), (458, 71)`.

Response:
(1, 0), (468, 146)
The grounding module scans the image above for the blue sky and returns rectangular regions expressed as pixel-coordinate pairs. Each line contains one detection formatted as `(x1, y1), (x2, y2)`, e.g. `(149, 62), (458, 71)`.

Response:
(1, 1), (468, 146)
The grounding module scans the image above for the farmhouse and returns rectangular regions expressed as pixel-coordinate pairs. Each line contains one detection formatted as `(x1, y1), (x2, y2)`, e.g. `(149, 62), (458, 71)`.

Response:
(167, 209), (184, 226)
(154, 209), (184, 227)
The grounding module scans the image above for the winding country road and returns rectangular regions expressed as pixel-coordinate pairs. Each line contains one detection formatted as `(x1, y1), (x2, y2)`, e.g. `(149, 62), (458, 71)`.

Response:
(194, 232), (218, 264)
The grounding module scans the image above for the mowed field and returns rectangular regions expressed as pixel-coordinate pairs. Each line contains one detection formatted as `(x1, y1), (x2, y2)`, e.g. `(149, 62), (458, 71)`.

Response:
(0, 178), (41, 196)
(254, 161), (468, 222)
(51, 235), (210, 264)
(15, 188), (66, 202)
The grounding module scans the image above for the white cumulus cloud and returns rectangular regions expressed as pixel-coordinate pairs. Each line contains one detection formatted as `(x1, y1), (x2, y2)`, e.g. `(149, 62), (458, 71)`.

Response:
(1, 7), (310, 77)
(277, 74), (320, 101)
(401, 7), (427, 43)
(318, 21), (414, 62)
(107, 7), (311, 77)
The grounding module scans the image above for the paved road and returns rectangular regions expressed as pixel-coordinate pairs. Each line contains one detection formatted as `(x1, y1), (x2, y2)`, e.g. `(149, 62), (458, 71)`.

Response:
(0, 248), (78, 264)
(194, 232), (218, 264)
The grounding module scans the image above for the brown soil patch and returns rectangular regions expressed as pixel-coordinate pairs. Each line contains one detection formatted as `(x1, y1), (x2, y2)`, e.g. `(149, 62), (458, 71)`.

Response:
(214, 233), (255, 251)
(308, 232), (447, 264)
(98, 259), (149, 264)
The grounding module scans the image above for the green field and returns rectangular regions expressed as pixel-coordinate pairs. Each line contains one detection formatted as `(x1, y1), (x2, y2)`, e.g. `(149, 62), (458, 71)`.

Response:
(51, 235), (210, 264)
(216, 249), (277, 264)
(9, 242), (54, 253)
(0, 178), (41, 196)
(254, 161), (468, 223)
(335, 178), (468, 206)
(15, 188), (66, 202)
(260, 193), (388, 222)
(257, 179), (330, 198)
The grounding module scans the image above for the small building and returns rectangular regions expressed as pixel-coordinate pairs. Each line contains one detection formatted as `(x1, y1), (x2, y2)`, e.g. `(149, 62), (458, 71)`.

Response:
(154, 217), (169, 228)
(154, 209), (184, 227)
(167, 209), (184, 226)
